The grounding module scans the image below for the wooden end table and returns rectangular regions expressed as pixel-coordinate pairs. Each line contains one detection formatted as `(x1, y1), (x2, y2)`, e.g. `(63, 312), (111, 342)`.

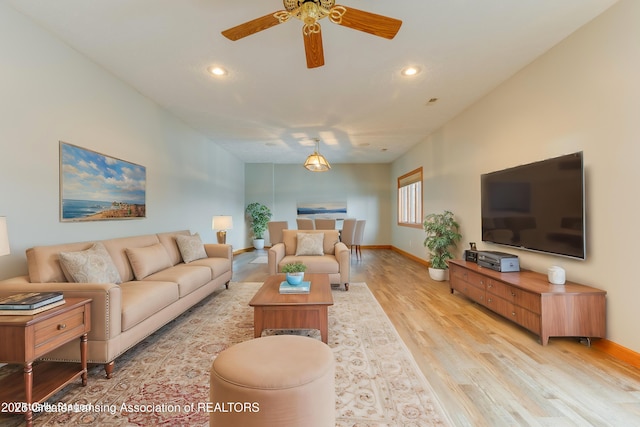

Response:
(249, 274), (334, 343)
(0, 297), (92, 427)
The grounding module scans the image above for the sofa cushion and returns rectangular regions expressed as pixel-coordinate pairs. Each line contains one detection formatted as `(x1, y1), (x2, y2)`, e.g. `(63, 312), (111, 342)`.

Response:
(102, 234), (161, 282)
(27, 242), (95, 283)
(187, 257), (232, 279)
(279, 255), (340, 274)
(295, 232), (325, 256)
(59, 242), (122, 284)
(157, 230), (191, 265)
(176, 234), (207, 263)
(282, 229), (339, 256)
(119, 280), (179, 331)
(144, 264), (212, 298)
(125, 243), (172, 280)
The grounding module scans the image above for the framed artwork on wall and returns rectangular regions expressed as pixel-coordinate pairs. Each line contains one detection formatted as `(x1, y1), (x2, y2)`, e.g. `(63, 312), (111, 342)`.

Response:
(59, 141), (146, 222)
(296, 202), (347, 219)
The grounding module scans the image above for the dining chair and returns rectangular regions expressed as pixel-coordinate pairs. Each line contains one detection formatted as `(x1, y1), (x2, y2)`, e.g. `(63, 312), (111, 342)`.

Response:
(353, 220), (366, 260)
(340, 218), (357, 254)
(267, 221), (288, 245)
(296, 218), (315, 230)
(314, 218), (336, 230)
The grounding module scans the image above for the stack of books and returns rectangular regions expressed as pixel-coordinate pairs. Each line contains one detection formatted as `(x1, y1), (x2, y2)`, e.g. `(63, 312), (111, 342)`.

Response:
(279, 281), (311, 294)
(0, 292), (65, 315)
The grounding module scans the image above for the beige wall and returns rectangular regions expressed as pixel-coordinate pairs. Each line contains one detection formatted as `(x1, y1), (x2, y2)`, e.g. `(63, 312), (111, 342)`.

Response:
(0, 3), (245, 278)
(245, 163), (391, 248)
(392, 0), (640, 352)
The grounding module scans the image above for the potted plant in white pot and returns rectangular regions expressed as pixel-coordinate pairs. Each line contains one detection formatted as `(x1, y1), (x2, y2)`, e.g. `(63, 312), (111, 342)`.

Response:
(245, 202), (272, 249)
(423, 210), (462, 281)
(281, 261), (307, 285)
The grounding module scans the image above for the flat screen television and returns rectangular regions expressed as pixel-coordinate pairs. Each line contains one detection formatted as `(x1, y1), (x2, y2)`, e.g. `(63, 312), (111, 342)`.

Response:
(481, 152), (585, 259)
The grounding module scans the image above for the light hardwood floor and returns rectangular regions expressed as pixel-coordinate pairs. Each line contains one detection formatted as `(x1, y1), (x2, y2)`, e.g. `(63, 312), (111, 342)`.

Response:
(232, 248), (640, 426)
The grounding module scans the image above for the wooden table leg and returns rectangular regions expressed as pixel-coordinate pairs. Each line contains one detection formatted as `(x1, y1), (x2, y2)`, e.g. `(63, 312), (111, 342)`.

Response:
(23, 362), (33, 427)
(80, 333), (88, 386)
(253, 308), (263, 338)
(319, 307), (328, 343)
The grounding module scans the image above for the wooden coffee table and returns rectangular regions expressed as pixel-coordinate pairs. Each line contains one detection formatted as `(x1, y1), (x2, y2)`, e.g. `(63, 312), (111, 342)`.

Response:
(249, 274), (334, 343)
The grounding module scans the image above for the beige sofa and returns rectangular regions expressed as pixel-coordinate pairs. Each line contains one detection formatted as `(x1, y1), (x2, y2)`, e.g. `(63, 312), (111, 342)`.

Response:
(0, 230), (232, 378)
(268, 229), (350, 290)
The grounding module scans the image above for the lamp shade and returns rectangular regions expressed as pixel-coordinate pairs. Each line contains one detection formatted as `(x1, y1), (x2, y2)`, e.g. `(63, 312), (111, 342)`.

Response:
(304, 139), (331, 172)
(304, 152), (331, 172)
(212, 215), (233, 230)
(0, 217), (9, 256)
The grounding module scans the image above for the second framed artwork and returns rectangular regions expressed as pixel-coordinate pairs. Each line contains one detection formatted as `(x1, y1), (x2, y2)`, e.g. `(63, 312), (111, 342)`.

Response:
(59, 141), (146, 222)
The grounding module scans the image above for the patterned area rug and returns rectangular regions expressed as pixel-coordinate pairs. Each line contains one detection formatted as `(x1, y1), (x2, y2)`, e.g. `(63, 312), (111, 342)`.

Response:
(0, 283), (451, 426)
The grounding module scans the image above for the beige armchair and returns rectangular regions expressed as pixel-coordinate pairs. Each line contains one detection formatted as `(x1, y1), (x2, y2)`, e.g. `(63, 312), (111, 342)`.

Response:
(268, 229), (350, 290)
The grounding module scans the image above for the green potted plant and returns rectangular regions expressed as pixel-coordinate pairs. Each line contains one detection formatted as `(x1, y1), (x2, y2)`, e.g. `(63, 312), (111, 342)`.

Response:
(281, 261), (307, 285)
(245, 202), (272, 249)
(423, 210), (462, 281)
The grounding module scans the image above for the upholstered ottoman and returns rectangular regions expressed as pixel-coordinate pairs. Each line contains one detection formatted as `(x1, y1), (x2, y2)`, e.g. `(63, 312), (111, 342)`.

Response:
(209, 335), (335, 427)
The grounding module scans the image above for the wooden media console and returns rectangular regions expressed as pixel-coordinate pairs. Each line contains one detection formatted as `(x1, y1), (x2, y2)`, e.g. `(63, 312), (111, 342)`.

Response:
(448, 260), (606, 345)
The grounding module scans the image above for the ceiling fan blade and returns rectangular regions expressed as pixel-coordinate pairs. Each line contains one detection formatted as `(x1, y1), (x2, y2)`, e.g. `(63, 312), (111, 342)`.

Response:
(221, 12), (284, 41)
(331, 6), (402, 39)
(303, 25), (325, 68)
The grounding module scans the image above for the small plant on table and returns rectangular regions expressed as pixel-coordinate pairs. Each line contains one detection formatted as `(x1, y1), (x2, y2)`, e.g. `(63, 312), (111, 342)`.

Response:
(282, 262), (307, 285)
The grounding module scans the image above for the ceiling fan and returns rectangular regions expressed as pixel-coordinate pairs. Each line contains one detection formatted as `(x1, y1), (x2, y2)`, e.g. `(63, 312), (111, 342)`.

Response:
(221, 0), (402, 68)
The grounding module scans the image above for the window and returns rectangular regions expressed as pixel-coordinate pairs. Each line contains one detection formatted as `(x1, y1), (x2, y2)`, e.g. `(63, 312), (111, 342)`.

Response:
(397, 167), (423, 228)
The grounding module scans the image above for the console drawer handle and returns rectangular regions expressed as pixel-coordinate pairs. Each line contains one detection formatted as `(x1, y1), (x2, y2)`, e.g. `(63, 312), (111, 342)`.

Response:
(57, 324), (66, 330)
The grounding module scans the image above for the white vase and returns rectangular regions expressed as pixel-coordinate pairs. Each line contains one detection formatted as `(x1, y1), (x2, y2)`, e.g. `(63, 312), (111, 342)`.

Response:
(428, 267), (449, 282)
(547, 266), (566, 285)
(253, 239), (265, 250)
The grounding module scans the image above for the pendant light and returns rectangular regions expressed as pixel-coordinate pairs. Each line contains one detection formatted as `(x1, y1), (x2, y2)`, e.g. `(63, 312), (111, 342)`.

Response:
(304, 138), (331, 172)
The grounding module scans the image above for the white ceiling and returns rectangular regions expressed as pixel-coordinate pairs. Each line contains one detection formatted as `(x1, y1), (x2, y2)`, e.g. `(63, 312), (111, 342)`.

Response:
(7, 0), (617, 164)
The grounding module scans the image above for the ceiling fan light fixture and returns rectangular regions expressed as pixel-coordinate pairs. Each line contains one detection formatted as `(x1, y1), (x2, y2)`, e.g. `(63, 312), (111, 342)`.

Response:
(223, 1), (401, 69)
(304, 139), (331, 172)
(300, 1), (321, 25)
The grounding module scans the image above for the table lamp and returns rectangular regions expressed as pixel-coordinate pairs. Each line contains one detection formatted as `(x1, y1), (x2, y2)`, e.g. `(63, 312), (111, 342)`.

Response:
(212, 215), (233, 244)
(0, 216), (9, 257)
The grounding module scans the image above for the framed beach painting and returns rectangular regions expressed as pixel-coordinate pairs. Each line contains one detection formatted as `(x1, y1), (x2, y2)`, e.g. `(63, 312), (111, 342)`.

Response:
(59, 142), (146, 222)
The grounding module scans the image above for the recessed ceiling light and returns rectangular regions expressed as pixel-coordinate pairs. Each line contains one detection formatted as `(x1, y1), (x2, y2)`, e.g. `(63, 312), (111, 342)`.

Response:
(208, 66), (228, 77)
(401, 66), (420, 77)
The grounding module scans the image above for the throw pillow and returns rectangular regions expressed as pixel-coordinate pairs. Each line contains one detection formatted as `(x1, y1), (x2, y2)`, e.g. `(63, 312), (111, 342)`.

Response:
(59, 242), (122, 284)
(176, 233), (207, 263)
(125, 243), (173, 280)
(295, 233), (325, 256)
